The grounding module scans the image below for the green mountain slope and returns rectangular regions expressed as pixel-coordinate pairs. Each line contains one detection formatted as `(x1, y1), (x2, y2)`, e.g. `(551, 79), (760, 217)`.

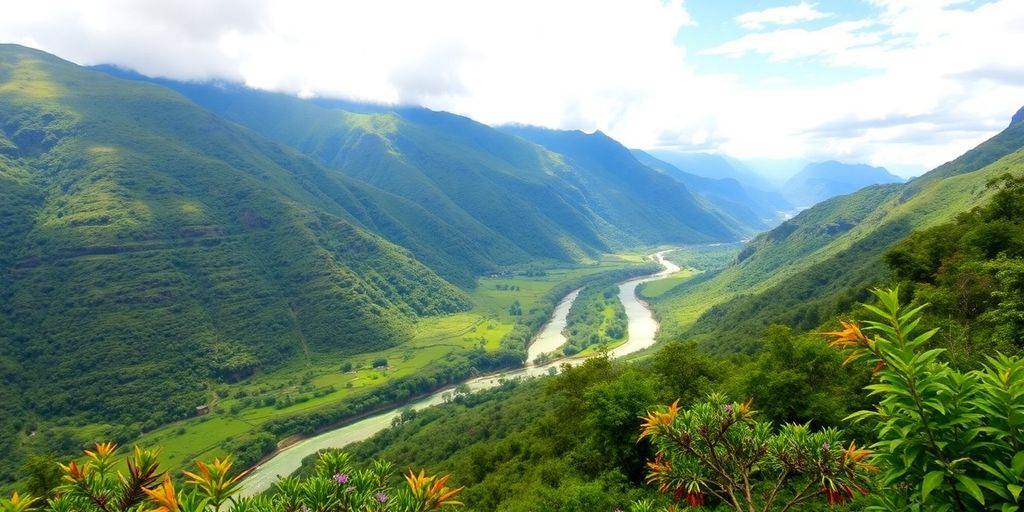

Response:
(632, 149), (780, 230)
(643, 150), (792, 213)
(654, 107), (1024, 351)
(0, 44), (471, 428)
(97, 73), (745, 263)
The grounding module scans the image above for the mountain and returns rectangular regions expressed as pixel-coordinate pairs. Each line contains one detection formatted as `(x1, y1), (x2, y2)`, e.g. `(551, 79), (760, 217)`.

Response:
(643, 151), (777, 192)
(631, 150), (785, 230)
(738, 157), (809, 187)
(0, 44), (478, 431)
(641, 150), (792, 216)
(782, 160), (904, 207)
(652, 105), (1024, 352)
(0, 45), (754, 485)
(95, 69), (747, 266)
(494, 125), (749, 239)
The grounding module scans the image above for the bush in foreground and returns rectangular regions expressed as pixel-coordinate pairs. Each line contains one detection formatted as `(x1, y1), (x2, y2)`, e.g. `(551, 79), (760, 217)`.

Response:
(1, 443), (462, 512)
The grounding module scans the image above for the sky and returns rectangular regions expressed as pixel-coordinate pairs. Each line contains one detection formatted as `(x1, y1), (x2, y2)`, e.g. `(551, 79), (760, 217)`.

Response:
(2, 0), (1023, 177)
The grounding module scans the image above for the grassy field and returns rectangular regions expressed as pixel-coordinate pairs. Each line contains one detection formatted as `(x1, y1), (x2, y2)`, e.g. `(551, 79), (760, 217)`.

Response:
(644, 244), (744, 333)
(637, 269), (698, 299)
(120, 256), (638, 471)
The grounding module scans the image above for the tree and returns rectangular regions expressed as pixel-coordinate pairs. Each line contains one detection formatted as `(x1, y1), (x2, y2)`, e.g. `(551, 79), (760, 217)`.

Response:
(20, 454), (62, 501)
(635, 394), (875, 511)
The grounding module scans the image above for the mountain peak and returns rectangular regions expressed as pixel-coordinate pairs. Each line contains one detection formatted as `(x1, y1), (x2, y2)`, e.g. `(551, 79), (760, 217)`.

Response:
(1012, 105), (1024, 127)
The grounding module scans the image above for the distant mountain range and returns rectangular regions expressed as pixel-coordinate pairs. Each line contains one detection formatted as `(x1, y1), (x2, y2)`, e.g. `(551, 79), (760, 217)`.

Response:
(640, 149), (905, 213)
(782, 160), (904, 207)
(655, 103), (1024, 353)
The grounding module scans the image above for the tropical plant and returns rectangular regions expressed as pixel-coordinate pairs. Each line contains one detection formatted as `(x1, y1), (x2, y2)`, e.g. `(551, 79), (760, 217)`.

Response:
(5, 443), (462, 512)
(825, 287), (1024, 511)
(0, 492), (37, 512)
(51, 442), (163, 512)
(635, 394), (875, 510)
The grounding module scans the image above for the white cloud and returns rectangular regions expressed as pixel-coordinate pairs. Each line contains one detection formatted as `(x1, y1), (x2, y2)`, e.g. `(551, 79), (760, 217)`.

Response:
(735, 2), (833, 30)
(0, 0), (1021, 176)
(702, 20), (883, 63)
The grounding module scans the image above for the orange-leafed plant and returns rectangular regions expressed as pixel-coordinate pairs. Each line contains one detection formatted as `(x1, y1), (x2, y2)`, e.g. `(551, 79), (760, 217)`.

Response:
(405, 469), (464, 511)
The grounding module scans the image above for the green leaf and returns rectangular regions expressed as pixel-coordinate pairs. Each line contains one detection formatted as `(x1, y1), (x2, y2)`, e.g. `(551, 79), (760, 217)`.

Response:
(1008, 484), (1022, 500)
(955, 474), (985, 505)
(1013, 452), (1024, 476)
(844, 410), (879, 423)
(922, 471), (945, 501)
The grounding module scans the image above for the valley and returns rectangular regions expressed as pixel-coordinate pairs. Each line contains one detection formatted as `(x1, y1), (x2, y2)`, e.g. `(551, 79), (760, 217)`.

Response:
(238, 249), (685, 496)
(2, 30), (1023, 512)
(68, 255), (652, 477)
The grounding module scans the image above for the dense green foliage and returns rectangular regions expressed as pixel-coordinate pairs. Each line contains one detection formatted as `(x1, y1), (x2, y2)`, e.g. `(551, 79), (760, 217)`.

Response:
(829, 289), (1024, 511)
(336, 333), (868, 511)
(886, 174), (1024, 364)
(563, 284), (627, 356)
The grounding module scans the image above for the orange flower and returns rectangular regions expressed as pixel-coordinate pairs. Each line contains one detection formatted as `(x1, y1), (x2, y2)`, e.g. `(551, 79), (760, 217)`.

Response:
(8, 492), (38, 511)
(405, 469), (464, 509)
(640, 400), (680, 440)
(822, 321), (870, 349)
(644, 454), (674, 492)
(84, 442), (117, 461)
(842, 441), (878, 471)
(60, 461), (89, 482)
(142, 474), (179, 512)
(737, 399), (754, 419)
(183, 457), (247, 505)
(821, 483), (855, 505)
(684, 490), (705, 507)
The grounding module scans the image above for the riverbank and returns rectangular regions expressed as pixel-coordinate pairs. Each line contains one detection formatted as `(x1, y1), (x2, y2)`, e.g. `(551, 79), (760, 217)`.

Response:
(237, 250), (681, 496)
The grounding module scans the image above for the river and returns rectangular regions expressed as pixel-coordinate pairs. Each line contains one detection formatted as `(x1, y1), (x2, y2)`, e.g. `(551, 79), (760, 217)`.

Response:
(237, 250), (679, 496)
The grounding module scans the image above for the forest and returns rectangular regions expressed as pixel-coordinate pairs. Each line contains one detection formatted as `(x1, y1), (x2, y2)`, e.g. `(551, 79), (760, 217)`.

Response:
(5, 174), (1023, 511)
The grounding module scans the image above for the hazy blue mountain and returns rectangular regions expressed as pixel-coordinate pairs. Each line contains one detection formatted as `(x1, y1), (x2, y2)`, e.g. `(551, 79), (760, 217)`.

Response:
(631, 150), (782, 230)
(783, 161), (904, 207)
(640, 150), (792, 219)
(739, 157), (810, 187)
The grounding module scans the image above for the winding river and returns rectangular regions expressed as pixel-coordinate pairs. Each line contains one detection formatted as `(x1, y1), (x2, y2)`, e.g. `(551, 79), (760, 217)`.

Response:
(237, 250), (679, 497)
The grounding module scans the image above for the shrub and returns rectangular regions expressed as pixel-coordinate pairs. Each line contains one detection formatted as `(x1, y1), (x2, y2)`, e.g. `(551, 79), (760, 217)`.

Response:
(826, 288), (1024, 511)
(1, 443), (463, 512)
(635, 394), (875, 510)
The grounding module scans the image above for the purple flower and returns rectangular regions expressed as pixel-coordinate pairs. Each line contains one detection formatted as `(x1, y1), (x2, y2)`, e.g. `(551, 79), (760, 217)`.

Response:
(333, 473), (349, 484)
(723, 404), (734, 414)
(823, 442), (831, 450)
(375, 492), (388, 503)
(301, 506), (310, 512)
